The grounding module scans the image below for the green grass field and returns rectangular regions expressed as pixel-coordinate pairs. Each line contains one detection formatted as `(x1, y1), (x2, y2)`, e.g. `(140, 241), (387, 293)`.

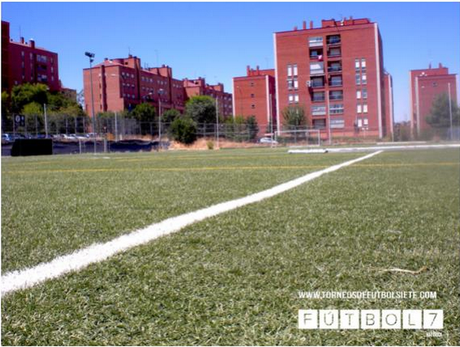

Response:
(2, 148), (459, 345)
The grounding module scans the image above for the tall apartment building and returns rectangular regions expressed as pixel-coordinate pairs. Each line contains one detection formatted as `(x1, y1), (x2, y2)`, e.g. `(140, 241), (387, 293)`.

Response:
(232, 66), (277, 135)
(183, 78), (233, 117)
(410, 63), (457, 136)
(83, 55), (232, 118)
(83, 56), (185, 116)
(274, 17), (393, 139)
(1, 20), (60, 92)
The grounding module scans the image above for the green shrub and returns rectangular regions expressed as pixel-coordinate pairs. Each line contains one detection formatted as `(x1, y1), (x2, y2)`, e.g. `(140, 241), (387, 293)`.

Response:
(170, 116), (197, 144)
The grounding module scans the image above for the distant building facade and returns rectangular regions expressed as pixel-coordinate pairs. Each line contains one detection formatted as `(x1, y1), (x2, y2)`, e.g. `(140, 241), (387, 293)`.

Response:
(410, 63), (457, 136)
(83, 55), (232, 118)
(183, 78), (233, 118)
(273, 17), (393, 139)
(232, 66), (277, 135)
(1, 20), (60, 92)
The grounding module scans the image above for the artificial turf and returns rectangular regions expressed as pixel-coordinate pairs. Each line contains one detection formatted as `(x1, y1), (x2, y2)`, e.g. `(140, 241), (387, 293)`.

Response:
(2, 148), (459, 345)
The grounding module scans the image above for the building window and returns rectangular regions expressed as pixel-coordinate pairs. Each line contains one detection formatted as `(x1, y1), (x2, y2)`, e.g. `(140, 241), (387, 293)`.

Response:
(294, 94), (299, 103)
(311, 77), (324, 88)
(37, 55), (47, 63)
(362, 88), (368, 99)
(312, 91), (325, 102)
(362, 74), (367, 85)
(361, 59), (366, 71)
(309, 36), (323, 47)
(357, 104), (362, 113)
(311, 105), (326, 116)
(330, 76), (342, 87)
(288, 94), (294, 104)
(310, 62), (324, 75)
(328, 48), (341, 58)
(356, 90), (361, 99)
(355, 59), (360, 70)
(293, 64), (298, 76)
(313, 119), (326, 129)
(294, 78), (299, 89)
(329, 90), (343, 101)
(326, 35), (341, 45)
(355, 74), (361, 85)
(330, 104), (344, 115)
(330, 117), (345, 129)
(363, 104), (368, 113)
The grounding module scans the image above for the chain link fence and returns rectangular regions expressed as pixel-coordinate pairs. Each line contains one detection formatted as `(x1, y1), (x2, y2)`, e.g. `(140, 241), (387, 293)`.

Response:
(2, 114), (459, 156)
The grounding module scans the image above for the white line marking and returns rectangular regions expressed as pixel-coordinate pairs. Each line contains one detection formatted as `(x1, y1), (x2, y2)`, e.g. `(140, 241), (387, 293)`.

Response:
(289, 144), (460, 154)
(2, 151), (382, 297)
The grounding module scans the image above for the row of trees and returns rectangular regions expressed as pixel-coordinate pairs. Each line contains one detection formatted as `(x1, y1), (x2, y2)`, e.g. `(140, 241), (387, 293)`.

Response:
(2, 83), (86, 133)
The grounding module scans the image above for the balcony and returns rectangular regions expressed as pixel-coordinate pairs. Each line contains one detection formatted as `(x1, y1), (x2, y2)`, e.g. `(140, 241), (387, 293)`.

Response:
(326, 35), (341, 46)
(309, 37), (323, 47)
(329, 77), (343, 87)
(310, 48), (324, 61)
(309, 77), (325, 89)
(310, 69), (325, 76)
(329, 91), (343, 101)
(328, 66), (342, 74)
(312, 94), (325, 102)
(327, 50), (341, 60)
(312, 106), (326, 116)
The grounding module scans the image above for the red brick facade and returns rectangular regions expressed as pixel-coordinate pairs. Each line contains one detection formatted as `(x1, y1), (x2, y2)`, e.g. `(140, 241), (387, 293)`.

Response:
(410, 64), (457, 135)
(183, 78), (233, 117)
(274, 18), (392, 139)
(84, 56), (232, 118)
(1, 21), (60, 92)
(233, 66), (277, 135)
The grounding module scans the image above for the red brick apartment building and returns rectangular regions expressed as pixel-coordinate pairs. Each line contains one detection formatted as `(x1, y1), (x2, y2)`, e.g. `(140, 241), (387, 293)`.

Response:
(83, 55), (232, 118)
(410, 63), (457, 136)
(1, 20), (60, 92)
(183, 78), (233, 117)
(274, 17), (393, 139)
(233, 66), (277, 135)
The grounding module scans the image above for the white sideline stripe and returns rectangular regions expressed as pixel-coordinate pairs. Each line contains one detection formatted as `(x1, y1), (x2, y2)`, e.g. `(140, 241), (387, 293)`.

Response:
(1, 151), (382, 297)
(289, 144), (460, 154)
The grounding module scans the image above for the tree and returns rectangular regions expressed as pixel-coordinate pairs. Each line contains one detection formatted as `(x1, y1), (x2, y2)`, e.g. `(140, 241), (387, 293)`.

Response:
(131, 102), (157, 123)
(246, 115), (259, 141)
(131, 103), (157, 135)
(426, 93), (460, 128)
(11, 83), (48, 113)
(282, 105), (307, 129)
(22, 102), (44, 134)
(185, 95), (216, 124)
(2, 91), (12, 131)
(170, 116), (197, 144)
(162, 109), (181, 124)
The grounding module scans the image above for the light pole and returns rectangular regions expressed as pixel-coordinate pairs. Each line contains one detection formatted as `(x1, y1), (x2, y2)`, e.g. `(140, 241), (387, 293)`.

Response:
(448, 82), (453, 141)
(216, 98), (220, 148)
(85, 51), (96, 154)
(158, 89), (164, 146)
(326, 91), (332, 145)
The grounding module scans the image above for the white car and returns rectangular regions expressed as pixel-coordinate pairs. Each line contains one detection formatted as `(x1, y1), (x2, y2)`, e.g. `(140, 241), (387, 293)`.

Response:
(258, 137), (278, 144)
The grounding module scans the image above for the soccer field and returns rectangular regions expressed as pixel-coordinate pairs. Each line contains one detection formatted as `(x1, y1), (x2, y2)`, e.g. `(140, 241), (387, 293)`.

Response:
(2, 148), (459, 345)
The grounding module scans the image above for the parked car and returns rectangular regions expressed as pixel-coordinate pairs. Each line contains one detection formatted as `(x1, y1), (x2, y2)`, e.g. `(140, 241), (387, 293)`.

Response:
(258, 137), (278, 144)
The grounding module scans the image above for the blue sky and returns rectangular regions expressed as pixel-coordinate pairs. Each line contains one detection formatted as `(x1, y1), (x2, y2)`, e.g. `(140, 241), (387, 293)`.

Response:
(2, 2), (459, 122)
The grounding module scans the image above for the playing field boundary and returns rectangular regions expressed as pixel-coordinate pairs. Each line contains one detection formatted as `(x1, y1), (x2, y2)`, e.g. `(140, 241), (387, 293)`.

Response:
(1, 151), (382, 297)
(288, 143), (460, 154)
